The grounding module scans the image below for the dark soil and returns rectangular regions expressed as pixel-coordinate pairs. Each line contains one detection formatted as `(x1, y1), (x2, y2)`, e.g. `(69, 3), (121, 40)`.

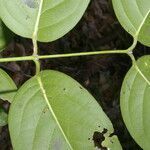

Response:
(0, 0), (150, 150)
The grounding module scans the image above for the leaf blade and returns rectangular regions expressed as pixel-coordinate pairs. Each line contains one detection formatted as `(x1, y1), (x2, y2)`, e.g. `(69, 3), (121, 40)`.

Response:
(112, 0), (150, 46)
(0, 0), (90, 42)
(0, 19), (13, 51)
(120, 55), (150, 149)
(0, 68), (17, 102)
(0, 108), (8, 126)
(9, 70), (122, 150)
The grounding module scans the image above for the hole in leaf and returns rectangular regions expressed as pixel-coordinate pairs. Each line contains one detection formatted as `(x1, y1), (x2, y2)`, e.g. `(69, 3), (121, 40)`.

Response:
(92, 128), (108, 150)
(109, 132), (115, 138)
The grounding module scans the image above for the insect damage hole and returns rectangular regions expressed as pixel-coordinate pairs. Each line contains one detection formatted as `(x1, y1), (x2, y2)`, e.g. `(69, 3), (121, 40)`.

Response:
(92, 128), (108, 150)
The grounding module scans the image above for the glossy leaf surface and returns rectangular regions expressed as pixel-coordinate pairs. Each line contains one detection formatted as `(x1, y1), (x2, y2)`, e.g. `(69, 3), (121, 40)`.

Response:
(121, 55), (150, 150)
(9, 70), (122, 150)
(0, 0), (90, 42)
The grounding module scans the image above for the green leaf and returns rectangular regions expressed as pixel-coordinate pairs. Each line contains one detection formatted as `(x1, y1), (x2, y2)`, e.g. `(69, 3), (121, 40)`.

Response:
(112, 0), (150, 46)
(0, 108), (8, 126)
(0, 19), (13, 51)
(9, 70), (122, 150)
(120, 55), (150, 150)
(0, 68), (17, 102)
(0, 0), (90, 42)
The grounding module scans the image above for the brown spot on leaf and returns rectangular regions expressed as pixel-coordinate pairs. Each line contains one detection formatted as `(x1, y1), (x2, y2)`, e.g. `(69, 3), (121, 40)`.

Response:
(42, 106), (49, 114)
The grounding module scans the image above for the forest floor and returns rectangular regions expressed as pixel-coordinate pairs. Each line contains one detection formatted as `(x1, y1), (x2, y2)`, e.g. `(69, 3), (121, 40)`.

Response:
(0, 0), (149, 149)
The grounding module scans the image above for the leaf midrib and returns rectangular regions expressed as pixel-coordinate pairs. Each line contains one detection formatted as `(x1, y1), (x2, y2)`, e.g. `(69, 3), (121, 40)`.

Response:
(134, 9), (150, 86)
(32, 2), (73, 149)
(37, 76), (73, 150)
(136, 9), (150, 37)
(32, 0), (43, 39)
